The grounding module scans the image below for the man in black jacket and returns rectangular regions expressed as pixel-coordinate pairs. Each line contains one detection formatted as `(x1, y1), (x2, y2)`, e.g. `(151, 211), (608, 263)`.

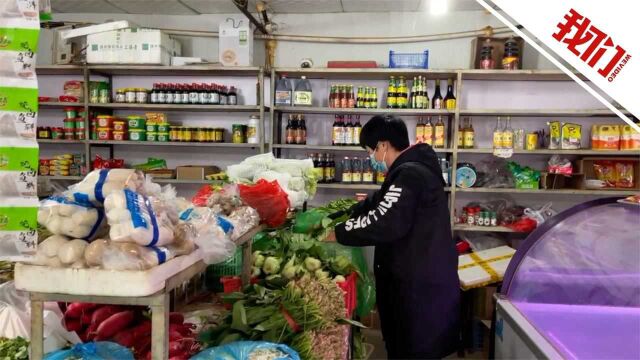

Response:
(327, 115), (460, 359)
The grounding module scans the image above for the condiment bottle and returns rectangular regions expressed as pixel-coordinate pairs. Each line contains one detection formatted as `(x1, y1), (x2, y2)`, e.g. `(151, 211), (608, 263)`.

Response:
(480, 39), (495, 70)
(351, 157), (362, 183)
(341, 157), (352, 183)
(424, 116), (434, 146)
(286, 115), (295, 144)
(228, 86), (238, 105)
(463, 117), (475, 149)
(434, 116), (445, 148)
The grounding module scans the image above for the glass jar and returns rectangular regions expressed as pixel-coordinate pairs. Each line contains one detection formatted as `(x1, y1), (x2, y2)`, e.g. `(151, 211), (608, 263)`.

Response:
(502, 37), (520, 70)
(135, 88), (148, 104)
(125, 88), (136, 103)
(115, 89), (126, 103)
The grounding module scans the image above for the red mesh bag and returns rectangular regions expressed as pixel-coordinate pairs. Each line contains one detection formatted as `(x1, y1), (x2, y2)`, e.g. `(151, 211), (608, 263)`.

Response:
(192, 184), (215, 206)
(238, 179), (290, 227)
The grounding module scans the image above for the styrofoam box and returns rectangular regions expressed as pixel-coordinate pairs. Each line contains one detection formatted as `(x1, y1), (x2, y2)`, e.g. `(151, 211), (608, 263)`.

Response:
(87, 28), (181, 65)
(14, 250), (202, 297)
(458, 246), (516, 288)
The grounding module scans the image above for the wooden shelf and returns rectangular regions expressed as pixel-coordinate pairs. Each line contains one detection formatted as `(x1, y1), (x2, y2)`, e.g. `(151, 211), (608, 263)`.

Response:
(36, 65), (84, 75)
(39, 102), (84, 108)
(460, 109), (630, 117)
(274, 67), (457, 80)
(453, 225), (524, 233)
(456, 148), (640, 155)
(89, 103), (262, 112)
(37, 139), (85, 144)
(456, 187), (638, 196)
(87, 140), (259, 148)
(272, 144), (453, 153)
(40, 175), (83, 181)
(459, 69), (586, 81)
(274, 106), (452, 116)
(317, 183), (381, 190)
(88, 65), (261, 76)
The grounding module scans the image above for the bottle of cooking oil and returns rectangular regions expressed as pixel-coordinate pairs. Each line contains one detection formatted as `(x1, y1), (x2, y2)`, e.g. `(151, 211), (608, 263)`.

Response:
(424, 116), (434, 146)
(502, 116), (514, 150)
(493, 116), (503, 150)
(434, 116), (446, 148)
(463, 117), (475, 149)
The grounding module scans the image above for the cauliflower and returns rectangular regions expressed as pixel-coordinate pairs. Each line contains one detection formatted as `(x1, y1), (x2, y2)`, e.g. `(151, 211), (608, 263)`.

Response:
(304, 257), (322, 272)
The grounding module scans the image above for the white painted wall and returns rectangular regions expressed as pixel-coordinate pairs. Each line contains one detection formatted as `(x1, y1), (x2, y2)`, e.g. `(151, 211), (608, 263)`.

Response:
(37, 10), (554, 69)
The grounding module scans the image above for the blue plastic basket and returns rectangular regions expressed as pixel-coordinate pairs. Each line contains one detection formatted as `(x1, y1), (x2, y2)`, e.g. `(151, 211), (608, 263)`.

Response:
(389, 50), (429, 69)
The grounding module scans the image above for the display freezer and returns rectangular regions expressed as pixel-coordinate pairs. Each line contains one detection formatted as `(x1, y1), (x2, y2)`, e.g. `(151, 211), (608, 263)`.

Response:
(495, 197), (640, 359)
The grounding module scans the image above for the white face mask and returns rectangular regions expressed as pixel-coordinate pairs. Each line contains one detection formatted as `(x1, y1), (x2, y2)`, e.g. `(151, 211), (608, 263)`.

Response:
(369, 143), (387, 172)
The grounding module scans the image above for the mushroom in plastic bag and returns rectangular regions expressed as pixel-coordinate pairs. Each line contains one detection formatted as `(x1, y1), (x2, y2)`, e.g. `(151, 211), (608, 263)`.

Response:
(67, 169), (145, 206)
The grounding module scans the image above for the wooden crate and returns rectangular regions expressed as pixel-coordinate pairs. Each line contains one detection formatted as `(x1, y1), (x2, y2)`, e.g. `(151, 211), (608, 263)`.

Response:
(471, 36), (525, 70)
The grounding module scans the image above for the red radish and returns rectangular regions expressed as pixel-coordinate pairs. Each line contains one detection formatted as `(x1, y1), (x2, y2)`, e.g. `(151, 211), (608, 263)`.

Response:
(63, 318), (82, 332)
(95, 310), (135, 339)
(65, 302), (97, 318)
(90, 305), (122, 327)
(168, 341), (184, 357)
(169, 312), (184, 324)
(80, 313), (92, 326)
(131, 320), (152, 339)
(113, 329), (136, 348)
(169, 329), (183, 342)
(169, 323), (192, 337)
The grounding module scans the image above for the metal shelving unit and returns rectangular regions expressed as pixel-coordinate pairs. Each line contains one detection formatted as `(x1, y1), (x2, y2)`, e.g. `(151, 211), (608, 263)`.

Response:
(274, 106), (451, 116)
(89, 103), (263, 112)
(460, 109), (629, 117)
(86, 140), (259, 148)
(457, 148), (640, 156)
(455, 188), (637, 196)
(39, 102), (83, 108)
(453, 225), (522, 233)
(37, 64), (267, 184)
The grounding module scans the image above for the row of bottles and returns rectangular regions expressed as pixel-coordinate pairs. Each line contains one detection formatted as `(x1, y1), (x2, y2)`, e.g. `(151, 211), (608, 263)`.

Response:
(493, 116), (514, 150)
(415, 116), (447, 148)
(275, 76), (313, 106)
(457, 117), (475, 149)
(311, 153), (336, 183)
(328, 85), (378, 109)
(311, 153), (386, 184)
(149, 83), (238, 105)
(285, 114), (307, 145)
(387, 77), (456, 110)
(332, 115), (362, 146)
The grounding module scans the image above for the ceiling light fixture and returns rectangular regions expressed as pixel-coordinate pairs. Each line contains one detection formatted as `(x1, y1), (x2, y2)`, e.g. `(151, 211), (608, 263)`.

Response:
(430, 0), (448, 15)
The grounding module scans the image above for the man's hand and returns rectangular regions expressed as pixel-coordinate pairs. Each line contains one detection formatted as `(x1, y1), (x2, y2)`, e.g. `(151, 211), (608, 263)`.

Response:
(324, 230), (337, 242)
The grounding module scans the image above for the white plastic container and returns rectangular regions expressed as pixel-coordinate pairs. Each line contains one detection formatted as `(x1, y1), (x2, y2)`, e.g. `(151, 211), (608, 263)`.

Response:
(247, 115), (260, 144)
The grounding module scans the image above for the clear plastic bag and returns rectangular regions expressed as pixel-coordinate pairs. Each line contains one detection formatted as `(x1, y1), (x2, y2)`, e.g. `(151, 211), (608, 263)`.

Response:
(227, 206), (260, 241)
(178, 207), (236, 265)
(475, 158), (514, 188)
(37, 196), (107, 241)
(524, 202), (557, 225)
(104, 189), (175, 247)
(100, 238), (195, 271)
(460, 233), (508, 251)
(44, 342), (134, 360)
(67, 169), (145, 206)
(191, 341), (300, 360)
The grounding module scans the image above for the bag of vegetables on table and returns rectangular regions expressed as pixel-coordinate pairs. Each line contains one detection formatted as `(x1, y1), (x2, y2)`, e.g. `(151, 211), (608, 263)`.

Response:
(37, 196), (107, 241)
(191, 341), (301, 360)
(67, 169), (145, 206)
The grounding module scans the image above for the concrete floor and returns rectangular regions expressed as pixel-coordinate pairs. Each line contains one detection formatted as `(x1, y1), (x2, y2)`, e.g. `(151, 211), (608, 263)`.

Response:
(362, 329), (487, 360)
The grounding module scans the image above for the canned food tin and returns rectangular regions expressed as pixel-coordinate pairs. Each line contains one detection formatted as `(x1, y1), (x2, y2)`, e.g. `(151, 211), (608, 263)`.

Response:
(90, 87), (100, 104)
(169, 126), (180, 141)
(64, 130), (75, 140)
(97, 115), (114, 128)
(157, 123), (170, 133)
(51, 127), (64, 139)
(75, 129), (86, 140)
(99, 89), (110, 103)
(113, 121), (127, 132)
(129, 129), (146, 141)
(113, 131), (127, 141)
(146, 123), (158, 133)
(97, 128), (112, 140)
(75, 119), (84, 130)
(526, 133), (538, 150)
(157, 132), (169, 142)
(207, 128), (215, 142)
(63, 118), (76, 130)
(63, 107), (79, 118)
(127, 116), (145, 129)
(147, 132), (158, 142)
(115, 89), (126, 103)
(232, 124), (245, 143)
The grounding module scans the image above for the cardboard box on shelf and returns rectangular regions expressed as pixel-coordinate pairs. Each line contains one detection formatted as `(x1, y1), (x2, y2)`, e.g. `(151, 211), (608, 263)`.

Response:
(87, 28), (181, 65)
(219, 18), (253, 66)
(577, 157), (640, 190)
(176, 166), (220, 180)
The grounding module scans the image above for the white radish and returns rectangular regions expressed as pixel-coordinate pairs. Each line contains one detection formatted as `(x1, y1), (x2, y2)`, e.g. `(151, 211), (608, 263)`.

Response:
(67, 225), (92, 239)
(71, 209), (99, 227)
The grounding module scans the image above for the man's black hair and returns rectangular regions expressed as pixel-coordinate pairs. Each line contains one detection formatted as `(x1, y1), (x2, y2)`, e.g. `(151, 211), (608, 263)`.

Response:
(359, 115), (410, 151)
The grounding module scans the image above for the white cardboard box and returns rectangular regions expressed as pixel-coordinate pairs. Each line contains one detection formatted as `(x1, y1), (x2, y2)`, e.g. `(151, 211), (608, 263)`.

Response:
(219, 18), (253, 66)
(87, 28), (181, 65)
